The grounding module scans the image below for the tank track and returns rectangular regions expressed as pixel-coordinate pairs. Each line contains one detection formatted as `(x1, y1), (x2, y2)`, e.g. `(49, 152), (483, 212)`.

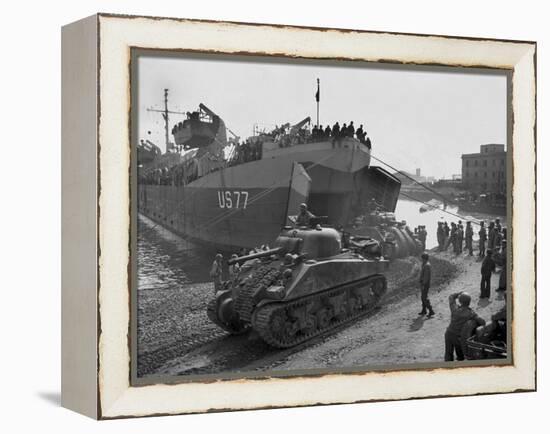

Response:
(252, 275), (386, 348)
(234, 265), (282, 322)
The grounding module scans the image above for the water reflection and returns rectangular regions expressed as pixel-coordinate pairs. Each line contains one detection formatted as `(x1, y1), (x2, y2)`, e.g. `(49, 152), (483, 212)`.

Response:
(137, 215), (216, 289)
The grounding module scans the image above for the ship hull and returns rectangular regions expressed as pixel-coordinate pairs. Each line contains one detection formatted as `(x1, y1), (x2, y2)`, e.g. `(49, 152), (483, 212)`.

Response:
(138, 139), (400, 251)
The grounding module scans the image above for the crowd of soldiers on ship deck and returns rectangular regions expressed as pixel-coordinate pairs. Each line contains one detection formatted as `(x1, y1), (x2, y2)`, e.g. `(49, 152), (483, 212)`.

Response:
(310, 121), (372, 149)
(139, 117), (373, 186)
(228, 138), (263, 166)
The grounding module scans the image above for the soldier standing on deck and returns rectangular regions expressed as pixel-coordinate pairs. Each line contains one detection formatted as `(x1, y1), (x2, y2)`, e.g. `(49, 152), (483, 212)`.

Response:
(478, 221), (487, 257)
(210, 253), (224, 293)
(445, 292), (486, 361)
(418, 253), (435, 317)
(465, 221), (474, 256)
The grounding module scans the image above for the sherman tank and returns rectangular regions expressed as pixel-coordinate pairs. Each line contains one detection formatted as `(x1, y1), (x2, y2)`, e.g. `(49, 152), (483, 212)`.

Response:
(207, 225), (389, 348)
(348, 210), (423, 259)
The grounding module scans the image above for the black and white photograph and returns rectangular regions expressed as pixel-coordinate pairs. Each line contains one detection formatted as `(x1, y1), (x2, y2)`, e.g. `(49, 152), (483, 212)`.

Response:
(133, 51), (510, 381)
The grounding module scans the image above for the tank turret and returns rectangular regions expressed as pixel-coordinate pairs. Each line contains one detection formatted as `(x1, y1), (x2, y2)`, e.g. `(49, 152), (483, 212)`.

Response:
(207, 226), (389, 348)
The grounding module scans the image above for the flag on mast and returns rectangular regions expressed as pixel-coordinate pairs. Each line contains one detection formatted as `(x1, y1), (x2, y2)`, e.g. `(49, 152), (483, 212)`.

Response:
(315, 78), (320, 102)
(315, 78), (320, 127)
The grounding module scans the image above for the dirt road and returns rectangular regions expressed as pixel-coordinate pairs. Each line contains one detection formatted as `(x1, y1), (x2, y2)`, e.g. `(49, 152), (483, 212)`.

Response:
(273, 250), (506, 370)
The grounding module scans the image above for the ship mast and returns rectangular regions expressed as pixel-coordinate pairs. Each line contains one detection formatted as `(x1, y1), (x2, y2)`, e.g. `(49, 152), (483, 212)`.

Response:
(147, 88), (186, 152)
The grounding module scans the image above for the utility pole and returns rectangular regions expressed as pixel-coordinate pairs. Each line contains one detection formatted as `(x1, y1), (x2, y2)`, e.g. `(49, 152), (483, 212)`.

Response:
(147, 88), (186, 152)
(163, 89), (169, 150)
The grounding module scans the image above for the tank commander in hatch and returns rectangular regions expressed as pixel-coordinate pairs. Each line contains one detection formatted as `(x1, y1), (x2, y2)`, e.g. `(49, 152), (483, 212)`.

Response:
(295, 203), (315, 227)
(367, 197), (383, 213)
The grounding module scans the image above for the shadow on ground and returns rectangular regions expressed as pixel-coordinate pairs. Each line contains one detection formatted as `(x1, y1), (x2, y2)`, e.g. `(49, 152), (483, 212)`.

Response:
(37, 391), (61, 407)
(408, 316), (427, 332)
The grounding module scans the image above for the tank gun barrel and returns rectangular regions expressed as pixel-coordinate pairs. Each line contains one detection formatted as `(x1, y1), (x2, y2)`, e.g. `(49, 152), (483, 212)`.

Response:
(228, 247), (283, 265)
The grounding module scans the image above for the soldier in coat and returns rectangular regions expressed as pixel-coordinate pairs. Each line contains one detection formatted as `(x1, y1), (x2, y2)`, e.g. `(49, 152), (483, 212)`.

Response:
(210, 253), (224, 293)
(445, 292), (486, 361)
(465, 221), (474, 256)
(480, 250), (496, 298)
(418, 253), (435, 317)
(478, 221), (487, 257)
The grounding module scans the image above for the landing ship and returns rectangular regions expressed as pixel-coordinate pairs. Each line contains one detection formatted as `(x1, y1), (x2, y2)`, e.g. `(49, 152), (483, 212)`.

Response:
(138, 92), (420, 257)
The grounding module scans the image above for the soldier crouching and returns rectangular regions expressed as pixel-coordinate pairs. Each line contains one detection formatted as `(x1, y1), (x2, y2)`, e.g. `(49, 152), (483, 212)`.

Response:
(445, 292), (485, 361)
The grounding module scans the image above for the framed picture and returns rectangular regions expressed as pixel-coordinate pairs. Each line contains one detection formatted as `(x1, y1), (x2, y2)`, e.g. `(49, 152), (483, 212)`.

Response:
(61, 13), (536, 419)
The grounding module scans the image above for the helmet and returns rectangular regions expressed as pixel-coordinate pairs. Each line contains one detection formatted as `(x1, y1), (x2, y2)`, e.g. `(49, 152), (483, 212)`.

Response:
(458, 292), (471, 306)
(421, 253), (429, 260)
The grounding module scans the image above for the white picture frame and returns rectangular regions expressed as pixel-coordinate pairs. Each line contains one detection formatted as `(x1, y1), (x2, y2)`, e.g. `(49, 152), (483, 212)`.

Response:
(61, 13), (536, 419)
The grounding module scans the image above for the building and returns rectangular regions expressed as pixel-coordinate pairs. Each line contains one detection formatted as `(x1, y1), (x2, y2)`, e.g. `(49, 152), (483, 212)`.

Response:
(461, 144), (506, 193)
(393, 168), (433, 185)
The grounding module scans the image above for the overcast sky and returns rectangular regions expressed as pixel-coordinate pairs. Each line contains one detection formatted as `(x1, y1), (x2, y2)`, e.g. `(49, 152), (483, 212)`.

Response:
(137, 53), (507, 179)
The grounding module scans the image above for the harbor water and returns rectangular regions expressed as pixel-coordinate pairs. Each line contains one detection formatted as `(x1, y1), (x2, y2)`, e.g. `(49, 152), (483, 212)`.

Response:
(394, 199), (507, 250)
(137, 199), (507, 287)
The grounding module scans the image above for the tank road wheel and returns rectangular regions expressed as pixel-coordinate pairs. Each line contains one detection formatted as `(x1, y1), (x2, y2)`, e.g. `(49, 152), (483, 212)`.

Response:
(372, 276), (387, 300)
(316, 307), (333, 329)
(253, 276), (390, 348)
(207, 297), (248, 335)
(302, 314), (317, 335)
(349, 293), (364, 312)
(269, 309), (296, 343)
(332, 292), (348, 321)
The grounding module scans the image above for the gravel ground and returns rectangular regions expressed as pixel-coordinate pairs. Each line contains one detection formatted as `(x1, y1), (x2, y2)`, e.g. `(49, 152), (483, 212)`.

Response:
(138, 256), (437, 377)
(137, 244), (506, 378)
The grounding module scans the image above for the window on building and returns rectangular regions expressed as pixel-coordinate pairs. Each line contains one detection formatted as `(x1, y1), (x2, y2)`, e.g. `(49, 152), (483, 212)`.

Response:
(484, 172), (487, 178)
(501, 159), (505, 166)
(483, 160), (487, 167)
(475, 160), (478, 167)
(493, 160), (496, 166)
(466, 160), (469, 167)
(475, 172), (478, 178)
